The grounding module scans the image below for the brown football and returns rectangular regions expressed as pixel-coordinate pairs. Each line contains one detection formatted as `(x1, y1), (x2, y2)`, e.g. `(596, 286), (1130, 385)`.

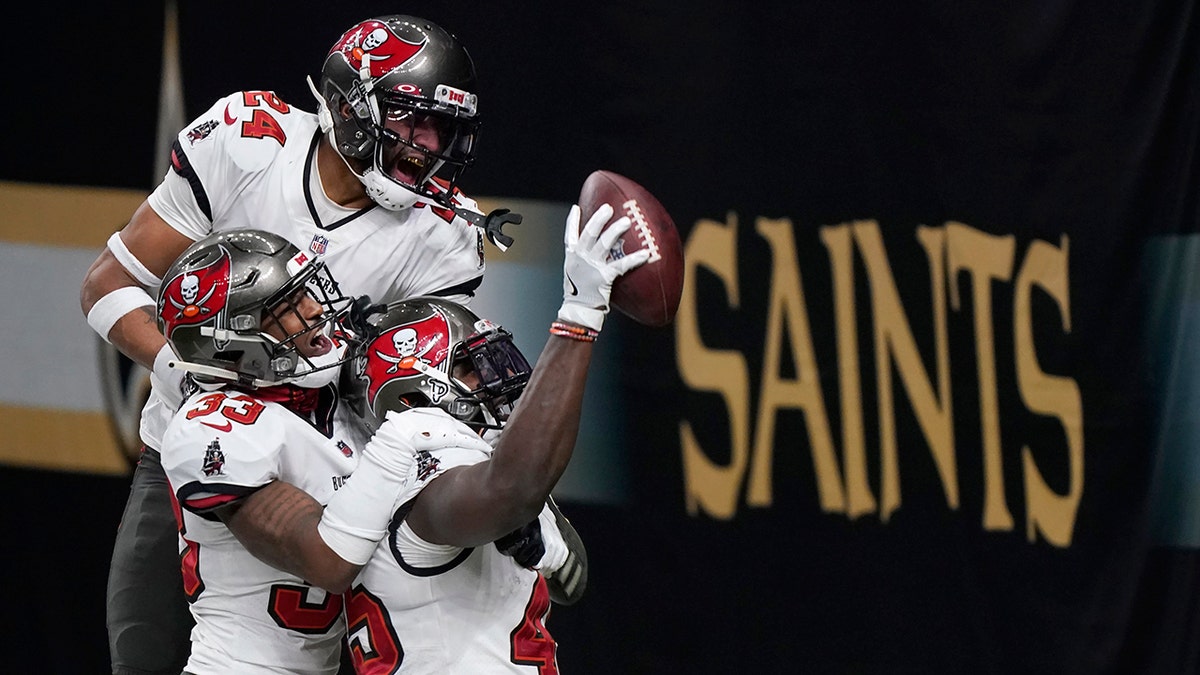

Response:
(577, 170), (684, 327)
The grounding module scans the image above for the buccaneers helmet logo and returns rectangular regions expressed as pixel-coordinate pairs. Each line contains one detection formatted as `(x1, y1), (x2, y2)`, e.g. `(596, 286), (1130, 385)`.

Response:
(160, 246), (231, 339)
(331, 20), (425, 80)
(363, 315), (450, 405)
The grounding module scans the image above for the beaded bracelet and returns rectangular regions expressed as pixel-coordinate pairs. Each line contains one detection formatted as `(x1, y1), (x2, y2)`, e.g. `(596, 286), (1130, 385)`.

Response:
(550, 321), (599, 342)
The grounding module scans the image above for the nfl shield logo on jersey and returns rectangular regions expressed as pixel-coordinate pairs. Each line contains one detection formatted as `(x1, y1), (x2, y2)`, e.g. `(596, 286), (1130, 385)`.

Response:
(309, 235), (329, 255)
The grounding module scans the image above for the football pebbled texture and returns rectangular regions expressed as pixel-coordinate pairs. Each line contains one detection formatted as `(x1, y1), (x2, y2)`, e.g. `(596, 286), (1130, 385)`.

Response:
(577, 170), (684, 327)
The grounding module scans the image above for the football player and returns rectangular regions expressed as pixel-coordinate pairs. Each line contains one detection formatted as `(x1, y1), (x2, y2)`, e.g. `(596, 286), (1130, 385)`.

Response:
(214, 200), (646, 673)
(79, 15), (552, 675)
(155, 229), (363, 674)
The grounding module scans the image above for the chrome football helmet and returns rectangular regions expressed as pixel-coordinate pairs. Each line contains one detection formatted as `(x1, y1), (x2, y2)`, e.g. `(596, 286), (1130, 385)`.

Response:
(342, 297), (531, 431)
(157, 230), (357, 388)
(311, 15), (480, 211)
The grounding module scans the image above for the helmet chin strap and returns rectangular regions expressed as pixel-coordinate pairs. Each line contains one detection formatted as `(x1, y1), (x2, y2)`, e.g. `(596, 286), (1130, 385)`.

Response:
(168, 360), (276, 388)
(306, 76), (334, 133)
(359, 166), (422, 211)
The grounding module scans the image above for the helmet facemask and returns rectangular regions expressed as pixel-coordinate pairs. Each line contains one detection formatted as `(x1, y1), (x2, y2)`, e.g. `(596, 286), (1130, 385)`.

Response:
(254, 262), (357, 388)
(438, 325), (531, 429)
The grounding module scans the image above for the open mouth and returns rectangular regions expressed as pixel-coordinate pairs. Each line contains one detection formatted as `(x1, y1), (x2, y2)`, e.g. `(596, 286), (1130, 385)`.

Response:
(308, 332), (333, 357)
(388, 154), (427, 187)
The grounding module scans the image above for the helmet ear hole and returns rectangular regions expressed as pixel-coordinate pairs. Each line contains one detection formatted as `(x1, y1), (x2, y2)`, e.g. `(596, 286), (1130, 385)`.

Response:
(397, 393), (428, 409)
(212, 350), (244, 364)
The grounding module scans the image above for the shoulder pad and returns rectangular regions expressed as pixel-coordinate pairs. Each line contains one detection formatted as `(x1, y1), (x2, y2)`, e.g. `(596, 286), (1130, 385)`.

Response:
(385, 408), (492, 455)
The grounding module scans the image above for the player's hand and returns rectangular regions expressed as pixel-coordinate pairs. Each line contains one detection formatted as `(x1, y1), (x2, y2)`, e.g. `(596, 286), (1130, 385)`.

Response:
(494, 518), (545, 569)
(151, 343), (187, 411)
(541, 498), (587, 605)
(363, 411), (420, 477)
(557, 203), (651, 332)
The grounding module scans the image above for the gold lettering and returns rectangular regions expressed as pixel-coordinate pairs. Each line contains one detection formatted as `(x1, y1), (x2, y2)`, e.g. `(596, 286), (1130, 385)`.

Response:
(854, 222), (956, 521)
(1015, 236), (1082, 547)
(820, 223), (875, 517)
(678, 213), (751, 519)
(945, 222), (1016, 531)
(754, 218), (844, 512)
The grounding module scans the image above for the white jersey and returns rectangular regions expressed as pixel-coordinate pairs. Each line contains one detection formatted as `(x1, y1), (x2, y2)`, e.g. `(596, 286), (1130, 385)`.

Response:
(344, 409), (560, 674)
(160, 387), (361, 675)
(140, 90), (488, 450)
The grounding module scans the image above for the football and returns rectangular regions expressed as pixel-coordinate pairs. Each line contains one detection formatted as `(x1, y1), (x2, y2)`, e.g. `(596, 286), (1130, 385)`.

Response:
(577, 170), (684, 327)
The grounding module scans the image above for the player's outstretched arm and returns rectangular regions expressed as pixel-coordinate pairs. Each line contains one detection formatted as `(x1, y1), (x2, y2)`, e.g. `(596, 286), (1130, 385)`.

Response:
(405, 202), (650, 548)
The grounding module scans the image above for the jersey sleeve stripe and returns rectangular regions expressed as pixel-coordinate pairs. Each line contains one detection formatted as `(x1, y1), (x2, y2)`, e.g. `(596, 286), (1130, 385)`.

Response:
(177, 481), (259, 514)
(170, 139), (214, 222)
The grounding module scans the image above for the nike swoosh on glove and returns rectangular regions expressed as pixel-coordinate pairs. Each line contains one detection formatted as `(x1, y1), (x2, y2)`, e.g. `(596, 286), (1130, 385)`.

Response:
(556, 202), (651, 332)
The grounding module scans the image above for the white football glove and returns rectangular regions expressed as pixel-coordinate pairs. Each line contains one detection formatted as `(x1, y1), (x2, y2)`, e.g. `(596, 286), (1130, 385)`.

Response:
(534, 503), (569, 572)
(541, 497), (588, 605)
(150, 343), (187, 411)
(557, 203), (652, 332)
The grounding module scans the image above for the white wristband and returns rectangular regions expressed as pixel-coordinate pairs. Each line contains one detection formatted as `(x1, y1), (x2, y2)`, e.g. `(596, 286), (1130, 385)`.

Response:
(107, 231), (163, 287)
(86, 286), (155, 342)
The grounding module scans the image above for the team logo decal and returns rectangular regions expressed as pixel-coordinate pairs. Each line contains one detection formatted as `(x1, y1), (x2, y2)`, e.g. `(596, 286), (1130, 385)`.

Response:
(202, 439), (225, 477)
(186, 119), (219, 146)
(330, 20), (424, 80)
(159, 246), (231, 339)
(415, 449), (439, 482)
(362, 314), (450, 405)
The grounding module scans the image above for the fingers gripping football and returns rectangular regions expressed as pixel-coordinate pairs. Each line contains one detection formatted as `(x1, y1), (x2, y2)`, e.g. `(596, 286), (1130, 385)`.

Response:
(557, 203), (652, 332)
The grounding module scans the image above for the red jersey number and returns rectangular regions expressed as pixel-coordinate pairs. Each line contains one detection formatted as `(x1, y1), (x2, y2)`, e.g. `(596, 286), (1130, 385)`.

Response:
(234, 90), (289, 145)
(345, 577), (557, 674)
(510, 575), (558, 674)
(184, 392), (266, 425)
(345, 585), (404, 675)
(268, 584), (344, 634)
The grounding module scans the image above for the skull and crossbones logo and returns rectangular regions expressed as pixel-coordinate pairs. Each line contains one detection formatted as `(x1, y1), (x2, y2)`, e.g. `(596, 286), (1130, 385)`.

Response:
(375, 327), (436, 373)
(168, 273), (216, 320)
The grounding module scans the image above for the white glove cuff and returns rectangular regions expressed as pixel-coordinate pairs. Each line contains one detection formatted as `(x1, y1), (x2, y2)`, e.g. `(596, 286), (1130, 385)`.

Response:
(317, 518), (379, 566)
(318, 452), (409, 565)
(556, 303), (607, 333)
(152, 342), (176, 378)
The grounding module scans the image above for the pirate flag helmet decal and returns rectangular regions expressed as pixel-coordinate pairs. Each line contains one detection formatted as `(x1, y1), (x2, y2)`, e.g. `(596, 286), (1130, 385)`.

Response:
(160, 245), (231, 340)
(341, 296), (532, 432)
(157, 229), (358, 388)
